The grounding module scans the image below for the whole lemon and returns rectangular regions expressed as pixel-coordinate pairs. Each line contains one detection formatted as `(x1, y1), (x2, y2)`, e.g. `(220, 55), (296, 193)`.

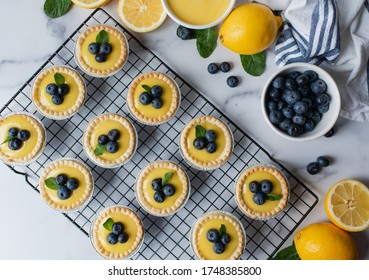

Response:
(219, 3), (282, 55)
(294, 222), (359, 260)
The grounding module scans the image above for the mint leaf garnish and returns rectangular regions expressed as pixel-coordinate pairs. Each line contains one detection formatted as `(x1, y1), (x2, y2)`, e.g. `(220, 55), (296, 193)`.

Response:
(94, 143), (105, 156)
(195, 125), (206, 138)
(141, 84), (152, 93)
(103, 218), (114, 231)
(240, 51), (267, 76)
(54, 73), (65, 86)
(96, 30), (109, 44)
(1, 135), (13, 145)
(273, 243), (300, 260)
(219, 224), (226, 235)
(44, 0), (72, 19)
(162, 172), (174, 185)
(196, 27), (217, 58)
(44, 177), (59, 190)
(266, 194), (282, 201)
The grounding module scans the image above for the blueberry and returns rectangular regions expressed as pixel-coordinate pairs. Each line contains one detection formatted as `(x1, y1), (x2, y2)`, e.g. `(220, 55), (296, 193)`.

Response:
(267, 101), (277, 112)
(17, 129), (30, 141)
(58, 84), (70, 96)
(283, 90), (301, 105)
(292, 115), (306, 125)
(95, 53), (107, 63)
(227, 76), (239, 88)
(282, 107), (294, 119)
(317, 156), (330, 167)
(8, 127), (19, 137)
(249, 181), (261, 193)
(287, 71), (301, 80)
(317, 104), (330, 114)
(306, 162), (320, 175)
(312, 111), (322, 123)
(269, 110), (283, 125)
(139, 92), (153, 105)
(302, 97), (313, 108)
(296, 74), (309, 86)
(214, 242), (225, 254)
(316, 93), (330, 106)
(221, 233), (231, 245)
(205, 130), (217, 142)
(207, 229), (220, 243)
(310, 79), (327, 94)
(57, 185), (71, 200)
(277, 100), (286, 110)
(193, 137), (207, 150)
(112, 222), (124, 235)
(304, 109), (314, 119)
(98, 134), (109, 145)
(66, 178), (79, 191)
(303, 119), (315, 132)
(304, 70), (318, 81)
(176, 25), (195, 40)
(152, 98), (163, 109)
(8, 138), (22, 150)
(151, 178), (162, 191)
(285, 78), (297, 90)
(88, 42), (100, 55)
(163, 184), (175, 197)
(56, 174), (68, 186)
(279, 118), (292, 131)
(269, 88), (281, 100)
(206, 142), (217, 153)
(293, 101), (308, 115)
(272, 76), (285, 89)
(324, 128), (335, 138)
(220, 62), (231, 73)
(151, 85), (163, 98)
(100, 43), (112, 55)
(118, 233), (129, 243)
(207, 63), (219, 74)
(154, 191), (165, 203)
(260, 180), (273, 194)
(287, 124), (303, 137)
(107, 233), (118, 245)
(253, 192), (266, 205)
(106, 141), (119, 153)
(46, 83), (58, 95)
(108, 129), (120, 142)
(297, 86), (310, 97)
(52, 94), (63, 105)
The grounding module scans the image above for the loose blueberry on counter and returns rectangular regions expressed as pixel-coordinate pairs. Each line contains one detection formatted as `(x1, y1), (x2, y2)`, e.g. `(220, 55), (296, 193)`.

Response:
(317, 156), (330, 167)
(304, 70), (318, 81)
(107, 232), (118, 245)
(306, 162), (320, 175)
(220, 62), (231, 73)
(98, 135), (109, 145)
(56, 174), (68, 186)
(227, 76), (239, 88)
(207, 229), (220, 243)
(154, 191), (165, 203)
(8, 138), (22, 150)
(193, 137), (207, 150)
(221, 233), (231, 245)
(95, 53), (107, 63)
(58, 84), (70, 96)
(206, 142), (217, 153)
(152, 98), (163, 109)
(214, 242), (225, 254)
(8, 127), (19, 137)
(324, 128), (335, 138)
(66, 178), (79, 191)
(88, 43), (100, 55)
(106, 141), (119, 153)
(208, 63), (219, 74)
(272, 76), (285, 89)
(310, 79), (327, 94)
(57, 185), (71, 200)
(46, 84), (58, 95)
(18, 129), (30, 141)
(260, 180), (273, 194)
(163, 184), (175, 197)
(249, 181), (261, 193)
(139, 92), (153, 105)
(287, 71), (301, 80)
(112, 222), (124, 235)
(52, 94), (63, 105)
(118, 233), (129, 244)
(253, 192), (266, 205)
(176, 25), (195, 40)
(100, 43), (112, 55)
(108, 129), (120, 142)
(151, 85), (163, 98)
(205, 130), (217, 142)
(151, 178), (163, 191)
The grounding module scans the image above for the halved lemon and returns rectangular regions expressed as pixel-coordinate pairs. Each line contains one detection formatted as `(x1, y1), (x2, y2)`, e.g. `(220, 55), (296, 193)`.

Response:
(118, 0), (167, 33)
(324, 179), (369, 232)
(71, 0), (111, 9)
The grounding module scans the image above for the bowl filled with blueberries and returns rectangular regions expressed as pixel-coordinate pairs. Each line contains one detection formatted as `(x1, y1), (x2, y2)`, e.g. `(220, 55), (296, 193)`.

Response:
(261, 63), (341, 141)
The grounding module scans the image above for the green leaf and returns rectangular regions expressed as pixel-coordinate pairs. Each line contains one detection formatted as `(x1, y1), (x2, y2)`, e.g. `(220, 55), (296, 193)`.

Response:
(54, 73), (65, 86)
(240, 51), (267, 76)
(266, 193), (283, 201)
(141, 84), (152, 93)
(273, 243), (300, 260)
(1, 135), (13, 145)
(176, 25), (197, 40)
(44, 177), (59, 190)
(219, 224), (226, 235)
(195, 125), (206, 138)
(43, 0), (72, 19)
(96, 30), (109, 44)
(162, 172), (174, 185)
(103, 218), (114, 232)
(94, 143), (105, 156)
(196, 27), (217, 58)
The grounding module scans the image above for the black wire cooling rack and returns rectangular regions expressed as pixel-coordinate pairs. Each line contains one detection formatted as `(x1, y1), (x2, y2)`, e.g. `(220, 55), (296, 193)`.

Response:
(0, 9), (318, 260)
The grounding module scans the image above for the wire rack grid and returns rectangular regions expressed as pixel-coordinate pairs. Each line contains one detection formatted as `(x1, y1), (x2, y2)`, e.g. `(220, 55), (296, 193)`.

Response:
(0, 9), (318, 260)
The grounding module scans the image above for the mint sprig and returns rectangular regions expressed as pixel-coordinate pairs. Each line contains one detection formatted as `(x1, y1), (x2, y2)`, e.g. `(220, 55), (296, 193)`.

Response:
(94, 143), (105, 156)
(44, 177), (60, 190)
(96, 30), (109, 44)
(141, 84), (152, 93)
(266, 193), (282, 201)
(103, 218), (114, 232)
(195, 125), (206, 138)
(44, 0), (72, 19)
(196, 27), (217, 58)
(219, 224), (226, 235)
(240, 51), (267, 76)
(1, 135), (13, 145)
(162, 172), (174, 185)
(273, 242), (300, 260)
(54, 73), (65, 86)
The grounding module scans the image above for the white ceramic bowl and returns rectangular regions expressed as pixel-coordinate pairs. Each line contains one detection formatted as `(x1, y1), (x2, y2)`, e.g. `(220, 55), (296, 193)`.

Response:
(261, 63), (341, 142)
(161, 0), (236, 29)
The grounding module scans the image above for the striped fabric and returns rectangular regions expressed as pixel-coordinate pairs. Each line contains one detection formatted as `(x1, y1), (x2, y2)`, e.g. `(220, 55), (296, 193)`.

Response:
(275, 0), (340, 67)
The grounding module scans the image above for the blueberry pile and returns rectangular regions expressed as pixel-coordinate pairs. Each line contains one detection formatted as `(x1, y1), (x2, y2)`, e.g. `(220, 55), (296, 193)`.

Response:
(106, 221), (129, 245)
(249, 180), (276, 205)
(139, 85), (164, 109)
(55, 173), (79, 200)
(207, 62), (239, 88)
(266, 70), (331, 137)
(151, 174), (176, 203)
(193, 125), (217, 154)
(46, 73), (70, 105)
(306, 156), (330, 175)
(5, 127), (30, 150)
(97, 129), (121, 154)
(206, 225), (231, 254)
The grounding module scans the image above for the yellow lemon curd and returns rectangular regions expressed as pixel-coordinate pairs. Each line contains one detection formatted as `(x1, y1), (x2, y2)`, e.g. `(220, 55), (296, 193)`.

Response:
(97, 212), (139, 254)
(0, 115), (40, 159)
(81, 30), (122, 71)
(90, 119), (132, 161)
(167, 0), (231, 26)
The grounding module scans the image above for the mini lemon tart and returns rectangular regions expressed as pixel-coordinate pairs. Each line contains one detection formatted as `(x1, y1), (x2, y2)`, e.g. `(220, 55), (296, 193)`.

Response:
(83, 113), (137, 168)
(235, 165), (289, 219)
(39, 158), (94, 212)
(191, 211), (246, 260)
(136, 161), (190, 216)
(127, 72), (180, 125)
(90, 205), (144, 259)
(32, 66), (86, 119)
(0, 113), (46, 165)
(75, 25), (128, 77)
(180, 116), (233, 170)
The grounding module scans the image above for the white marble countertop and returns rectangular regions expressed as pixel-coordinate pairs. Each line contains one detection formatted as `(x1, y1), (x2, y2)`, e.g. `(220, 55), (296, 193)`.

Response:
(0, 0), (368, 260)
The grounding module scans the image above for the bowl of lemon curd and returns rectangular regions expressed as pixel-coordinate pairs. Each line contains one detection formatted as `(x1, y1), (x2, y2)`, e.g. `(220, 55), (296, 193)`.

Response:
(162, 0), (236, 29)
